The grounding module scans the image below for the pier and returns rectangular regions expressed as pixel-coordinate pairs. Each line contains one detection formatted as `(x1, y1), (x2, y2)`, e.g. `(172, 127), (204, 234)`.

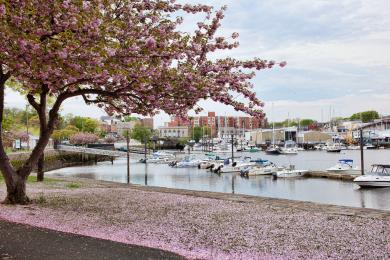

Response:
(305, 171), (360, 181)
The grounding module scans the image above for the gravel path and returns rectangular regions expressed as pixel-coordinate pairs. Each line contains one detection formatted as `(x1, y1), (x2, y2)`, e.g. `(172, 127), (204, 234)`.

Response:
(1, 177), (390, 259)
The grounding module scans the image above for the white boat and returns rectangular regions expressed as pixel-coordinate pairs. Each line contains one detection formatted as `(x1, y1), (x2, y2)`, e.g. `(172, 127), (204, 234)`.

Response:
(325, 143), (342, 153)
(147, 157), (173, 164)
(364, 143), (377, 150)
(172, 156), (203, 168)
(279, 140), (298, 155)
(314, 144), (325, 150)
(265, 145), (281, 155)
(347, 145), (360, 150)
(213, 158), (255, 173)
(274, 166), (308, 178)
(353, 164), (390, 187)
(326, 159), (360, 175)
(152, 151), (175, 158)
(240, 163), (281, 176)
(198, 156), (226, 169)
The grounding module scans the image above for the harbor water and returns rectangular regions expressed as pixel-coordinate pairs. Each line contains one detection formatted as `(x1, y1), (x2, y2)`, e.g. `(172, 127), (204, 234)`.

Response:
(46, 149), (390, 211)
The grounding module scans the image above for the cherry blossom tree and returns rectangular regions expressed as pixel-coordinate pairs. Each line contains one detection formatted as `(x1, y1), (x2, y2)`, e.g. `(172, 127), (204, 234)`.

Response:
(0, 0), (285, 204)
(69, 133), (99, 146)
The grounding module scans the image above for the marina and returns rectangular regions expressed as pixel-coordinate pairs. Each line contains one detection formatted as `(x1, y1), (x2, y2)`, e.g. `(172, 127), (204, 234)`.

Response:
(47, 149), (390, 211)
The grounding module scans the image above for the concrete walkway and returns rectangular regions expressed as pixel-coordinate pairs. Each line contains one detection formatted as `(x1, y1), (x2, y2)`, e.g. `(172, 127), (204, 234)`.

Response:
(0, 220), (184, 260)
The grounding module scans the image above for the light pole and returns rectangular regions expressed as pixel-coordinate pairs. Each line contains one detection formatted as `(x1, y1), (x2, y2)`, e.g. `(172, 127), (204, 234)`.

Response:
(360, 128), (364, 176)
(231, 134), (234, 163)
(25, 104), (30, 150)
(126, 131), (130, 184)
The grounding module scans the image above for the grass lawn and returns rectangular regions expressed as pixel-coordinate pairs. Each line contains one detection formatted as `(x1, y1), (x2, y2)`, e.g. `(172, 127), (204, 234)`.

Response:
(0, 174), (57, 183)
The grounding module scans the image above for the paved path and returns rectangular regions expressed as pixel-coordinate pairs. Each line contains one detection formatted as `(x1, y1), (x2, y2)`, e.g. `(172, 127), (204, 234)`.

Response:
(0, 220), (184, 260)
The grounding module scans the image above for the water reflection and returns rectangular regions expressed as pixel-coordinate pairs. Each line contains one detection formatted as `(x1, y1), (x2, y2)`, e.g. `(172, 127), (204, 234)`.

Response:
(46, 150), (390, 211)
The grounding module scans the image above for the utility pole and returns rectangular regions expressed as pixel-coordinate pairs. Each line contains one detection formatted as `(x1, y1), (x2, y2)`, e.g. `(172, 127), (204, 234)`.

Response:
(231, 134), (234, 163)
(360, 128), (364, 175)
(26, 104), (29, 150)
(126, 131), (130, 184)
(144, 135), (147, 160)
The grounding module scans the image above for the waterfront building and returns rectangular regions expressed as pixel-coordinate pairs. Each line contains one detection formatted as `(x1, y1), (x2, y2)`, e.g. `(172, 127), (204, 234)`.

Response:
(99, 116), (154, 136)
(296, 131), (332, 144)
(166, 112), (266, 139)
(248, 128), (292, 145)
(140, 118), (154, 129)
(158, 126), (189, 138)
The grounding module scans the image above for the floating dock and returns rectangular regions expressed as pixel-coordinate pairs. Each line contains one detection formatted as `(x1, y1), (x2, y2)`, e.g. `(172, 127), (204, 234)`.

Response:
(305, 171), (360, 181)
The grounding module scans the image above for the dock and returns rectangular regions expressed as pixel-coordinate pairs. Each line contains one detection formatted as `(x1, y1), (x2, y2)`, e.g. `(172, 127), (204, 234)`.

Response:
(305, 171), (360, 181)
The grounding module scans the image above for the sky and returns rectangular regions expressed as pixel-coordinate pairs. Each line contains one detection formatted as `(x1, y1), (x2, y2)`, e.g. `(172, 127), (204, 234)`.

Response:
(5, 0), (390, 126)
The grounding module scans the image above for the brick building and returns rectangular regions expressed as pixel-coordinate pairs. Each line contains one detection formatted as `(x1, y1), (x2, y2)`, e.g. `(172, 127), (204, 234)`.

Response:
(191, 112), (266, 137)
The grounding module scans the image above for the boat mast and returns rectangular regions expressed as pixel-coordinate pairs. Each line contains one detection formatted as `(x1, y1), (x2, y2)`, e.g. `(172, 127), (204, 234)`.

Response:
(272, 102), (275, 147)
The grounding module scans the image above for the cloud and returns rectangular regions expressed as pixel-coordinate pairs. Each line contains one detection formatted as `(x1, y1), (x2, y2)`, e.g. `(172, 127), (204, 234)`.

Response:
(4, 0), (390, 128)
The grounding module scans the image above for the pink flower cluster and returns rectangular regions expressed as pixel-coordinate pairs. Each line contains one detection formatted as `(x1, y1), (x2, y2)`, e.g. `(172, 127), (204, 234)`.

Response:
(0, 0), (287, 121)
(69, 133), (99, 145)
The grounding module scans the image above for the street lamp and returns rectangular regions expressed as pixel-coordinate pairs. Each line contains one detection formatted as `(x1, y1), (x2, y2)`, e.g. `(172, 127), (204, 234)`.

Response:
(25, 104), (30, 150)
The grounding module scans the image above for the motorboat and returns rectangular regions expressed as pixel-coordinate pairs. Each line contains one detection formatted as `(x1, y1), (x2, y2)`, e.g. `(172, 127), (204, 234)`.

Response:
(279, 140), (298, 155)
(265, 145), (281, 155)
(152, 151), (175, 158)
(171, 156), (203, 168)
(213, 158), (255, 173)
(249, 147), (260, 153)
(240, 163), (281, 176)
(353, 164), (390, 187)
(347, 145), (360, 150)
(250, 158), (271, 165)
(198, 155), (226, 169)
(314, 144), (325, 150)
(273, 165), (308, 178)
(325, 143), (342, 153)
(326, 159), (360, 175)
(146, 157), (174, 164)
(364, 143), (377, 150)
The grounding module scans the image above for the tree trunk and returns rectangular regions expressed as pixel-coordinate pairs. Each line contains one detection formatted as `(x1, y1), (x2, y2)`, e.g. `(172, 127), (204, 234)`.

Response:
(3, 174), (30, 205)
(37, 154), (44, 182)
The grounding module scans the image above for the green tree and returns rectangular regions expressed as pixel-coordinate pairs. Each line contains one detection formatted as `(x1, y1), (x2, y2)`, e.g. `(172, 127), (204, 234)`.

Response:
(178, 137), (189, 146)
(191, 126), (211, 142)
(52, 125), (79, 141)
(299, 119), (315, 127)
(123, 116), (138, 122)
(130, 124), (152, 144)
(350, 111), (380, 123)
(70, 116), (99, 133)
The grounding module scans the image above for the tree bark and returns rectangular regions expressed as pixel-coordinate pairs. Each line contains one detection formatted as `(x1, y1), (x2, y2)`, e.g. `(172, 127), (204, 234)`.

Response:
(0, 67), (28, 204)
(37, 154), (44, 182)
(3, 174), (30, 205)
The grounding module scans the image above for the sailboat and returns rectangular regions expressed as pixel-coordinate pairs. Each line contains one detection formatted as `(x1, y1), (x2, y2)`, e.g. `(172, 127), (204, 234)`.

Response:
(265, 103), (281, 155)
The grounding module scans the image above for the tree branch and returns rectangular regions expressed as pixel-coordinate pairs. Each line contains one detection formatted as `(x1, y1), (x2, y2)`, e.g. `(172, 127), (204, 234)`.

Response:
(26, 93), (40, 111)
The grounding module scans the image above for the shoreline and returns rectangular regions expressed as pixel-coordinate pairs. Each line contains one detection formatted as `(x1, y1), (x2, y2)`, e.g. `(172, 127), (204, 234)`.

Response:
(1, 176), (390, 259)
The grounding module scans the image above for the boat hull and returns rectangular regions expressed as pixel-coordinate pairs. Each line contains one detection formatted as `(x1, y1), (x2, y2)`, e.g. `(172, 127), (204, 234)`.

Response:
(326, 149), (341, 153)
(354, 175), (390, 187)
(275, 170), (308, 178)
(265, 150), (281, 155)
(354, 181), (390, 187)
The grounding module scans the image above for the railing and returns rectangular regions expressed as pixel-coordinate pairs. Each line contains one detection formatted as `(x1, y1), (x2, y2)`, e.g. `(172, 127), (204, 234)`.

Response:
(57, 145), (127, 157)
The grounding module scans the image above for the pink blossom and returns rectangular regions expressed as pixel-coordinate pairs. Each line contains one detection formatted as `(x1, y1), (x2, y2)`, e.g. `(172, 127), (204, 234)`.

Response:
(0, 4), (5, 16)
(279, 61), (287, 68)
(145, 37), (157, 49)
(70, 133), (99, 145)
